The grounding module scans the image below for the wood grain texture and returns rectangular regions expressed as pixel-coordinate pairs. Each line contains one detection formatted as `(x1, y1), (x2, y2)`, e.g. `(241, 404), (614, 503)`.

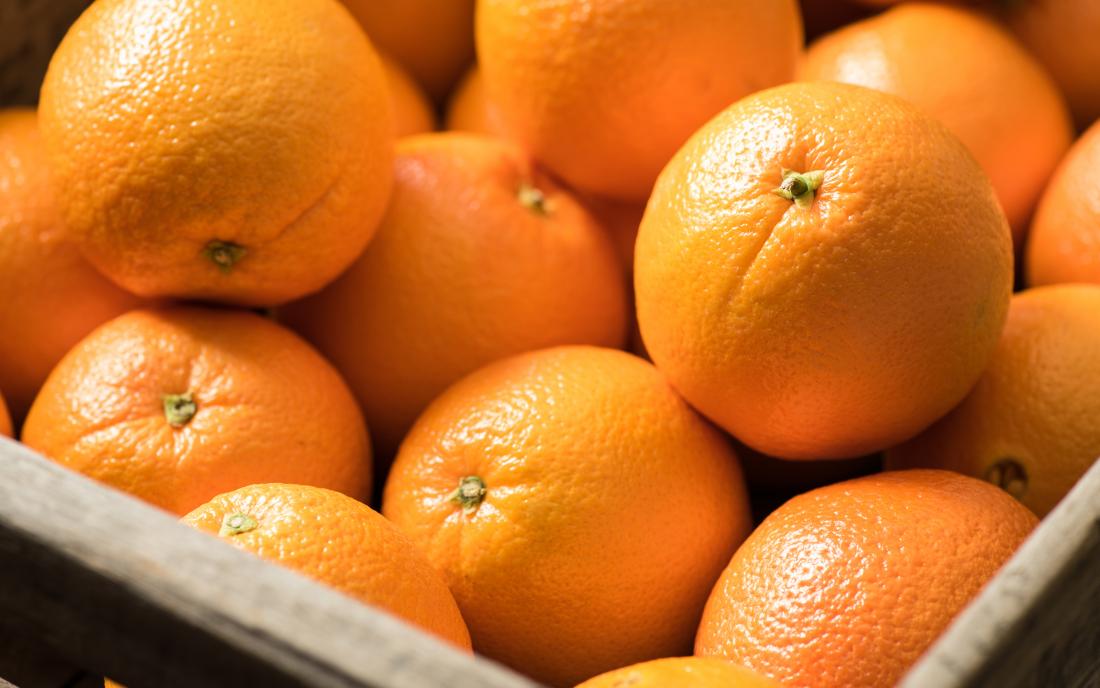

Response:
(902, 459), (1100, 688)
(0, 437), (541, 688)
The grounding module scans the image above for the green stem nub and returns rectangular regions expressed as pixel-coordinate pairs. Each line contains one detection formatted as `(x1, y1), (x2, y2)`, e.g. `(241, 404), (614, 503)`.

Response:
(448, 476), (487, 514)
(219, 512), (258, 537)
(203, 240), (246, 273)
(162, 392), (197, 428)
(518, 183), (549, 217)
(773, 168), (825, 209)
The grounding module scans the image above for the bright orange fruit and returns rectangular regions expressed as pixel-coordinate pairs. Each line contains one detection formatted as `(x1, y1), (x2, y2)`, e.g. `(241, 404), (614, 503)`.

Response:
(22, 307), (371, 515)
(888, 285), (1100, 516)
(380, 52), (436, 138)
(696, 470), (1037, 688)
(800, 3), (1072, 245)
(184, 483), (471, 650)
(445, 67), (505, 138)
(635, 82), (1012, 460)
(282, 134), (627, 458)
(477, 0), (803, 201)
(0, 108), (142, 423)
(38, 0), (394, 306)
(0, 391), (10, 437)
(577, 657), (779, 688)
(383, 346), (752, 687)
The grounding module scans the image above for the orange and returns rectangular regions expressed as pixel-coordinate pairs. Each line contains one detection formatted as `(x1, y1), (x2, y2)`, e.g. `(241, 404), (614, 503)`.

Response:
(477, 0), (803, 201)
(887, 285), (1100, 516)
(382, 346), (752, 687)
(282, 134), (627, 458)
(799, 3), (1072, 245)
(696, 469), (1037, 688)
(0, 390), (10, 437)
(635, 81), (1012, 460)
(38, 0), (394, 306)
(577, 657), (779, 688)
(0, 109), (142, 423)
(584, 195), (644, 280)
(445, 67), (505, 138)
(1026, 121), (1100, 286)
(184, 483), (471, 650)
(380, 52), (436, 138)
(1006, 0), (1100, 130)
(22, 307), (371, 516)
(340, 0), (475, 101)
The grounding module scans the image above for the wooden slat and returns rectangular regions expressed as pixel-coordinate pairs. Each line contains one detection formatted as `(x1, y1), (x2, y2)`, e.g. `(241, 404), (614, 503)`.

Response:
(902, 459), (1100, 688)
(0, 619), (99, 688)
(0, 437), (541, 688)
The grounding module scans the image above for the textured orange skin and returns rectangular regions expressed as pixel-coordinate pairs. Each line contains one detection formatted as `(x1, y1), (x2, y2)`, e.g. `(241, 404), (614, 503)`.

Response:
(445, 67), (506, 138)
(1026, 122), (1100, 286)
(696, 469), (1037, 688)
(380, 52), (436, 139)
(477, 0), (803, 201)
(0, 391), (10, 437)
(282, 134), (627, 458)
(887, 286), (1100, 516)
(21, 307), (371, 516)
(184, 484), (471, 650)
(577, 657), (779, 688)
(635, 82), (1013, 460)
(340, 0), (474, 101)
(38, 0), (394, 306)
(800, 3), (1072, 245)
(1007, 0), (1100, 129)
(383, 346), (752, 687)
(0, 109), (143, 423)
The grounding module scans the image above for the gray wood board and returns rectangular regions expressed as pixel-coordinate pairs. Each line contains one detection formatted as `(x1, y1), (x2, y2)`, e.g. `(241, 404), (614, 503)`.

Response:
(0, 437), (541, 688)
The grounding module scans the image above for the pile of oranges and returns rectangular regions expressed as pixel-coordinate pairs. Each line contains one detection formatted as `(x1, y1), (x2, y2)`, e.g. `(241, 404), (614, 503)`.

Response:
(2, 0), (1098, 686)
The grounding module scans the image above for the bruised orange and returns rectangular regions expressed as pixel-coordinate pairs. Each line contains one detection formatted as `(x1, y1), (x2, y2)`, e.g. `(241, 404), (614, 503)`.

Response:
(577, 658), (779, 688)
(696, 470), (1037, 688)
(383, 346), (752, 687)
(635, 82), (1012, 460)
(38, 0), (394, 306)
(184, 484), (471, 649)
(22, 307), (371, 515)
(0, 108), (142, 423)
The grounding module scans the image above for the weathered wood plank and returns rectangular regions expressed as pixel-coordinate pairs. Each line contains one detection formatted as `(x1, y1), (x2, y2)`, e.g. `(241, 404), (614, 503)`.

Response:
(0, 437), (541, 688)
(0, 619), (97, 688)
(902, 459), (1100, 688)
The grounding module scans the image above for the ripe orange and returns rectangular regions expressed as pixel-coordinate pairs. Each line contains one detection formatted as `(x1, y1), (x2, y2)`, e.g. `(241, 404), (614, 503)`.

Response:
(1006, 0), (1100, 130)
(635, 81), (1013, 460)
(445, 67), (505, 138)
(887, 285), (1100, 516)
(0, 391), (10, 437)
(1026, 121), (1100, 286)
(382, 346), (752, 687)
(584, 195), (644, 280)
(340, 0), (475, 101)
(380, 52), (436, 138)
(184, 483), (471, 650)
(0, 109), (142, 422)
(577, 658), (779, 688)
(799, 3), (1072, 244)
(38, 0), (394, 306)
(696, 469), (1037, 688)
(282, 134), (627, 458)
(22, 307), (371, 516)
(477, 0), (803, 201)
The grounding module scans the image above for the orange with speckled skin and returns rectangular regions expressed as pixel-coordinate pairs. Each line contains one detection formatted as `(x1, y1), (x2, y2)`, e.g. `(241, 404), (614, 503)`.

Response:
(0, 109), (143, 423)
(1007, 0), (1100, 129)
(380, 52), (436, 138)
(340, 0), (474, 101)
(38, 0), (393, 306)
(635, 82), (1013, 460)
(476, 0), (803, 201)
(445, 67), (505, 138)
(0, 392), (10, 437)
(800, 3), (1072, 245)
(887, 286), (1100, 517)
(382, 346), (752, 687)
(184, 484), (471, 650)
(282, 134), (627, 458)
(21, 307), (371, 515)
(696, 469), (1037, 688)
(577, 657), (780, 688)
(1027, 122), (1100, 286)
